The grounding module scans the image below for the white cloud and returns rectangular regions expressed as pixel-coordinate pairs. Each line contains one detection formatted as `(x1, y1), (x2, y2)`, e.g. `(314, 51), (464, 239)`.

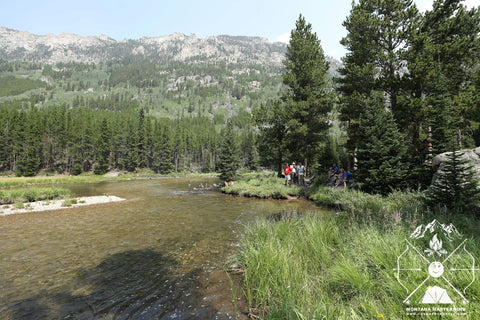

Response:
(275, 32), (290, 44)
(415, 0), (433, 12)
(328, 49), (338, 58)
(464, 0), (480, 8)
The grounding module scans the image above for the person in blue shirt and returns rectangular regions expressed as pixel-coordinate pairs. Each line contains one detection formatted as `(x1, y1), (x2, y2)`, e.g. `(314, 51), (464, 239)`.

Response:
(342, 170), (353, 188)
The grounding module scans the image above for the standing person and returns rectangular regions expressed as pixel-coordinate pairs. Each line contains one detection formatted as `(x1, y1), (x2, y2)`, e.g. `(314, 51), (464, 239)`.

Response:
(297, 162), (305, 186)
(343, 170), (352, 188)
(284, 163), (292, 186)
(290, 162), (297, 184)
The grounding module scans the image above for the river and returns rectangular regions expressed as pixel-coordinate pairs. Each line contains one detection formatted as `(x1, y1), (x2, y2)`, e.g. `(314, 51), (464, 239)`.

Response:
(0, 177), (326, 319)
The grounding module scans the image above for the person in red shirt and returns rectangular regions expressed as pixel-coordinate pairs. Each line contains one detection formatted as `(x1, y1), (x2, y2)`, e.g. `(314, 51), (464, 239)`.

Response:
(284, 163), (292, 186)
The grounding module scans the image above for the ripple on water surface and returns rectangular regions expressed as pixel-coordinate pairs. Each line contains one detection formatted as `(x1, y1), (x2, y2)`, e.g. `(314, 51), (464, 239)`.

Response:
(0, 178), (327, 319)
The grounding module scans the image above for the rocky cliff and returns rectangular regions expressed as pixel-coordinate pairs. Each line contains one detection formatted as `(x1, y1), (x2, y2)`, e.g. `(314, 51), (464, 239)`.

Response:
(0, 26), (340, 72)
(0, 27), (286, 66)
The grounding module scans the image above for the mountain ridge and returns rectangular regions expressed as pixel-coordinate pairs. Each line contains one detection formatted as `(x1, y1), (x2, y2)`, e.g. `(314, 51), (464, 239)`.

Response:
(0, 26), (287, 66)
(0, 26), (341, 73)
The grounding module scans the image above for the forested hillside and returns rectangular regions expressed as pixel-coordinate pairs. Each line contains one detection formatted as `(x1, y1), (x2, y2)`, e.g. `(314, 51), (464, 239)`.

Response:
(0, 31), (304, 176)
(1, 0), (479, 186)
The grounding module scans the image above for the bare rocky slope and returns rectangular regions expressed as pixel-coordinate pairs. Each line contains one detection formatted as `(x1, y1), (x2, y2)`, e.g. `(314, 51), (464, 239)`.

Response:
(0, 26), (285, 66)
(0, 26), (340, 72)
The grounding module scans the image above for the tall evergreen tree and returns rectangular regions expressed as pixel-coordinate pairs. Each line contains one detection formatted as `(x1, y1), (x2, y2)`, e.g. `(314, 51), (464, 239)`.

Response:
(338, 0), (419, 162)
(123, 122), (139, 172)
(15, 113), (40, 177)
(94, 118), (110, 175)
(155, 124), (174, 174)
(217, 120), (240, 181)
(254, 100), (289, 176)
(407, 0), (480, 154)
(137, 107), (148, 168)
(245, 133), (260, 171)
(282, 14), (334, 169)
(356, 94), (408, 195)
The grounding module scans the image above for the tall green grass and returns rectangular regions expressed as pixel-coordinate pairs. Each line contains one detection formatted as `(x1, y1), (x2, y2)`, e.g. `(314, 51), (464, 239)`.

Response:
(0, 187), (70, 204)
(234, 182), (480, 319)
(237, 213), (480, 319)
(222, 173), (301, 199)
(307, 186), (429, 229)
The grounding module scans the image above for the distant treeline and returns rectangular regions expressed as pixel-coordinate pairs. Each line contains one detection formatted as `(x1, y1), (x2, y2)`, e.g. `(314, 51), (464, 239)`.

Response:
(0, 100), (258, 176)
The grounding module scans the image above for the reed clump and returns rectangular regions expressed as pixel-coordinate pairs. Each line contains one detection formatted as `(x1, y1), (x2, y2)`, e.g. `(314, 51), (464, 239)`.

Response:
(236, 185), (480, 319)
(0, 187), (70, 205)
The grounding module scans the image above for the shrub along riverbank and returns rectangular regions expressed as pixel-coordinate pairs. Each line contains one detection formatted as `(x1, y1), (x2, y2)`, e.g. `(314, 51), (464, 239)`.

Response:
(230, 176), (480, 319)
(222, 173), (301, 199)
(0, 187), (70, 205)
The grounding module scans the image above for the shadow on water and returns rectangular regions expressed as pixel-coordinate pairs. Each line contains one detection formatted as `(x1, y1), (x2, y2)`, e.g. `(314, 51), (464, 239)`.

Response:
(2, 178), (324, 319)
(7, 248), (231, 320)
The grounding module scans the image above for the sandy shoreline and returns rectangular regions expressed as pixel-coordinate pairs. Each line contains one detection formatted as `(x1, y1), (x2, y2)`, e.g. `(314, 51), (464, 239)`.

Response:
(0, 195), (126, 216)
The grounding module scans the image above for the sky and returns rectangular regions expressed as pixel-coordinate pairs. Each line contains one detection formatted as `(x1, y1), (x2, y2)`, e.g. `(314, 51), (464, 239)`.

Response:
(1, 0), (479, 60)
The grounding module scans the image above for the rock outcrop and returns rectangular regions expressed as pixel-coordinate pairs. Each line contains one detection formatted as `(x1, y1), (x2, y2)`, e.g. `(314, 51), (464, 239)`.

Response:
(0, 26), (341, 74)
(0, 26), (286, 66)
(431, 147), (480, 177)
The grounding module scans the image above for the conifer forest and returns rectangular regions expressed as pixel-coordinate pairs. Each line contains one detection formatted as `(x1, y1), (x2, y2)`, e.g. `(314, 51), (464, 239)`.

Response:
(1, 0), (479, 197)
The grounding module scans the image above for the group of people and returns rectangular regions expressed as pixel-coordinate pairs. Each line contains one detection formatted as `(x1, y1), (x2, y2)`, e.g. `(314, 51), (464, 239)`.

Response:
(283, 162), (306, 186)
(328, 164), (353, 188)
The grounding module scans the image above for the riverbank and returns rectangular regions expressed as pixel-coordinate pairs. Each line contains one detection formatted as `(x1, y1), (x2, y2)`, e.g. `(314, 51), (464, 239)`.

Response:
(221, 173), (301, 199)
(230, 175), (480, 319)
(0, 171), (218, 188)
(0, 195), (125, 216)
(0, 172), (172, 216)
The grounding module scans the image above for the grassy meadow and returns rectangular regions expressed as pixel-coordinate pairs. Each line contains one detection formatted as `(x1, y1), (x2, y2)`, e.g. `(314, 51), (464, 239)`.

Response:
(230, 174), (480, 319)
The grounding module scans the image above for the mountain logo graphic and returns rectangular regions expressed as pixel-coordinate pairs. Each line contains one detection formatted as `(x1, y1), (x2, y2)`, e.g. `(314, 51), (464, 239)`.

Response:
(421, 286), (453, 304)
(395, 219), (477, 306)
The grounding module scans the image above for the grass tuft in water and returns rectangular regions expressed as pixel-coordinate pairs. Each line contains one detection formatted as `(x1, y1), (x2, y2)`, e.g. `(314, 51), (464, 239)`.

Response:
(222, 173), (301, 199)
(62, 198), (78, 207)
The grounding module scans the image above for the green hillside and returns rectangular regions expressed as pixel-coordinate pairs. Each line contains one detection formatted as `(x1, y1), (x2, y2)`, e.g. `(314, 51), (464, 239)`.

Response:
(0, 75), (45, 97)
(0, 59), (283, 119)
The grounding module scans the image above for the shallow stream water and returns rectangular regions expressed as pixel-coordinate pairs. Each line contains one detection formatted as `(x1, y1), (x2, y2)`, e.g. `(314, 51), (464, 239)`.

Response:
(0, 177), (327, 319)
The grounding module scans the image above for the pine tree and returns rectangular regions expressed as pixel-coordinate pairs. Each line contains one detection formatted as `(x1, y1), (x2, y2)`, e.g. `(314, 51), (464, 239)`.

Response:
(217, 121), (240, 182)
(254, 100), (289, 176)
(282, 14), (333, 168)
(157, 125), (174, 174)
(123, 122), (139, 172)
(407, 0), (480, 154)
(94, 118), (110, 175)
(15, 111), (39, 177)
(338, 0), (419, 160)
(426, 143), (480, 213)
(246, 135), (260, 171)
(137, 107), (147, 168)
(356, 94), (408, 195)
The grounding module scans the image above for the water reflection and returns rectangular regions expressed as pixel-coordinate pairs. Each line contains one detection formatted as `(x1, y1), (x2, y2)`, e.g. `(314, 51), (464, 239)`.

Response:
(0, 178), (327, 319)
(267, 210), (304, 222)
